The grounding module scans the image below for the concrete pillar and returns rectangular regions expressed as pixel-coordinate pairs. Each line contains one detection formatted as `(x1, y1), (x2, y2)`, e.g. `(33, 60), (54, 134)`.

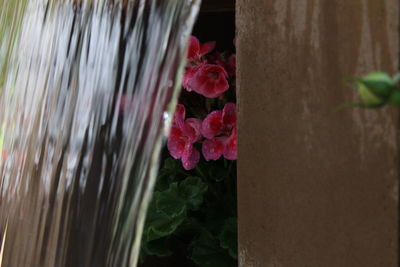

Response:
(237, 1), (399, 266)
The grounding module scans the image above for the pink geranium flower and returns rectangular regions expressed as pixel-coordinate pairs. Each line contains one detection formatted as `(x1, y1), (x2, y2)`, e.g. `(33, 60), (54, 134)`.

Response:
(201, 103), (237, 161)
(187, 36), (216, 62)
(209, 53), (236, 77)
(185, 64), (229, 98)
(183, 65), (199, 92)
(201, 102), (236, 138)
(223, 126), (237, 160)
(167, 104), (202, 170)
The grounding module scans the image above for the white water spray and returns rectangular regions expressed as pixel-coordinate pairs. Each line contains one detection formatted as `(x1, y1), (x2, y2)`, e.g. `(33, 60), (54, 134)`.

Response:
(0, 1), (200, 266)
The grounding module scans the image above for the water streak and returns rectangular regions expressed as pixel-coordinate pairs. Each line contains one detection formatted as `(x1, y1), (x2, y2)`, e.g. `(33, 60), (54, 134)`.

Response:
(0, 0), (200, 266)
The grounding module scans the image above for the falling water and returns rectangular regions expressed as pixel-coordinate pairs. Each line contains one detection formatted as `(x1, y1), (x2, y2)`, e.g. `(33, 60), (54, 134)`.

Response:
(0, 0), (200, 266)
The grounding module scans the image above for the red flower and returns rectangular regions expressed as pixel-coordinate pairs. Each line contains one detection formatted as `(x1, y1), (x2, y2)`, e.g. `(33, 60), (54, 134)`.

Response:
(201, 102), (236, 138)
(186, 64), (229, 98)
(223, 127), (237, 160)
(206, 51), (236, 77)
(167, 104), (202, 170)
(183, 65), (198, 92)
(188, 36), (216, 62)
(221, 102), (237, 129)
(202, 137), (226, 161)
(202, 129), (237, 161)
(201, 103), (237, 161)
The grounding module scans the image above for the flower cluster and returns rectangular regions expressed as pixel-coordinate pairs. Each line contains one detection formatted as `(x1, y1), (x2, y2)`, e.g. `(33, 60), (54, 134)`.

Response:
(167, 104), (202, 171)
(142, 35), (238, 267)
(168, 36), (237, 170)
(183, 36), (235, 99)
(168, 103), (237, 170)
(202, 103), (237, 161)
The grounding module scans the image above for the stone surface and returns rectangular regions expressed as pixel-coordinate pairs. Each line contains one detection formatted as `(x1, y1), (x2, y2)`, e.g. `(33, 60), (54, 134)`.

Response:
(237, 0), (399, 266)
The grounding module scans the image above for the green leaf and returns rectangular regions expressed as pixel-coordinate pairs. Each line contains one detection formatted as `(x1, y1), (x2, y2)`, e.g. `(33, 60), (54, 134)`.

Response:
(156, 183), (186, 217)
(142, 238), (172, 257)
(163, 158), (181, 171)
(218, 218), (238, 259)
(191, 231), (236, 267)
(144, 183), (187, 241)
(146, 216), (185, 241)
(145, 200), (186, 241)
(155, 158), (183, 191)
(179, 177), (208, 210)
(155, 169), (172, 191)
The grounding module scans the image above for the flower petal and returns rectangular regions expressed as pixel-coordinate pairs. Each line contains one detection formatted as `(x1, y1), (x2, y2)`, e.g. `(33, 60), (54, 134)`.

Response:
(182, 143), (200, 170)
(188, 36), (200, 60)
(183, 66), (199, 91)
(222, 103), (237, 129)
(201, 110), (223, 139)
(183, 118), (202, 142)
(188, 64), (229, 99)
(202, 137), (225, 161)
(200, 41), (216, 56)
(167, 129), (186, 160)
(173, 104), (186, 127)
(223, 128), (237, 160)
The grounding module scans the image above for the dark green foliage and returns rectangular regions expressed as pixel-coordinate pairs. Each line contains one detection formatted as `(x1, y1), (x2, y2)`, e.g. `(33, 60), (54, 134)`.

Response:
(140, 158), (237, 266)
(180, 176), (208, 211)
(218, 218), (238, 260)
(191, 230), (237, 267)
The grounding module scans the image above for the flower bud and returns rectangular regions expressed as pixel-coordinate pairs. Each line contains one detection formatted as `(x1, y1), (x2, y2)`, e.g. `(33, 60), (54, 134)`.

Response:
(359, 72), (394, 97)
(356, 72), (395, 107)
(357, 81), (385, 107)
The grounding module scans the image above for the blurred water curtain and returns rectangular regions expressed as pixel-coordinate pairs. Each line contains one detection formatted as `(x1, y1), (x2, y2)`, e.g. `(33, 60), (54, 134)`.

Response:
(0, 0), (200, 266)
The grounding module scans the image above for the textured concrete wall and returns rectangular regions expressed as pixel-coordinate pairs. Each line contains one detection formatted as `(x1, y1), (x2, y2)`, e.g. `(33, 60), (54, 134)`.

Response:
(237, 0), (399, 266)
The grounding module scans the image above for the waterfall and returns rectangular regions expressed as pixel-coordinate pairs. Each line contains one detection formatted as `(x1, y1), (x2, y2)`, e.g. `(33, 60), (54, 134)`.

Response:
(0, 0), (200, 266)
